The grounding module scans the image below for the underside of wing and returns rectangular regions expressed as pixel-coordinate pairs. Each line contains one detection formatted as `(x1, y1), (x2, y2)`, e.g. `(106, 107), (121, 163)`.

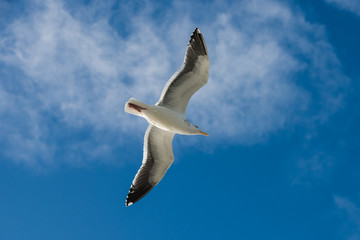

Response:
(126, 125), (175, 206)
(157, 28), (209, 114)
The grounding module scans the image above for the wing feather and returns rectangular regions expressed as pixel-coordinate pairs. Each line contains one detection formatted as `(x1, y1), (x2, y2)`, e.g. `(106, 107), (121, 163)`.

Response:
(156, 28), (209, 114)
(126, 125), (175, 206)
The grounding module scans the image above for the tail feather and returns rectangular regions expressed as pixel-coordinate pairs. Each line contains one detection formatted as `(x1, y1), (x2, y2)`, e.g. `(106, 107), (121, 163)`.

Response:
(124, 97), (148, 116)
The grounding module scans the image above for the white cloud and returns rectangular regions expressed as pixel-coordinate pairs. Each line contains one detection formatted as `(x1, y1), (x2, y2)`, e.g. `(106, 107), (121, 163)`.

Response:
(325, 0), (360, 16)
(289, 152), (335, 185)
(0, 0), (348, 167)
(334, 195), (360, 240)
(188, 0), (347, 143)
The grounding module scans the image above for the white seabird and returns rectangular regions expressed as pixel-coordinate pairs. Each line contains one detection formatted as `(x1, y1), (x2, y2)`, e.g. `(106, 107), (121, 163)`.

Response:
(124, 27), (209, 206)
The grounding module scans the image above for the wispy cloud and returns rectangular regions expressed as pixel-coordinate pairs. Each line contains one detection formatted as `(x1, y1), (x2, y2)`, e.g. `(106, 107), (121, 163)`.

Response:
(289, 150), (336, 185)
(334, 195), (360, 240)
(0, 0), (348, 168)
(324, 0), (360, 16)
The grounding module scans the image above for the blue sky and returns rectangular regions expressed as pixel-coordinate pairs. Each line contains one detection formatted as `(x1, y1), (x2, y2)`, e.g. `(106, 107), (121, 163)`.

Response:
(0, 0), (360, 239)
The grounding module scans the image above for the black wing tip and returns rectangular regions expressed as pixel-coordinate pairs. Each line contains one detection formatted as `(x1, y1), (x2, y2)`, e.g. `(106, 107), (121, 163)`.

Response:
(189, 27), (201, 43)
(125, 201), (133, 207)
(125, 185), (137, 207)
(188, 27), (208, 56)
(125, 185), (138, 207)
(125, 184), (155, 207)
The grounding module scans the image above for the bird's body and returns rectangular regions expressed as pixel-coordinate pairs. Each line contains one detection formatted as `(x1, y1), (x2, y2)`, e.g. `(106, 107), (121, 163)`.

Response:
(126, 98), (206, 135)
(124, 27), (209, 206)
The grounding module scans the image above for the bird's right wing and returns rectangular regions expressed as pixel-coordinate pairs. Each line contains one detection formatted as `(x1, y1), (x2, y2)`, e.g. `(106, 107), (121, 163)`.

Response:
(126, 125), (175, 206)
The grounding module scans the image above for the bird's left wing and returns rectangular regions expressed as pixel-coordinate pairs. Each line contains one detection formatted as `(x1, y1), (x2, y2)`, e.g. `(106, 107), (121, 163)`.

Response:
(126, 125), (175, 206)
(156, 28), (209, 114)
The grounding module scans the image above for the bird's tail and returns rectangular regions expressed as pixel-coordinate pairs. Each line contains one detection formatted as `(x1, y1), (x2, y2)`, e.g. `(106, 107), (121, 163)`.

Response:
(124, 97), (148, 117)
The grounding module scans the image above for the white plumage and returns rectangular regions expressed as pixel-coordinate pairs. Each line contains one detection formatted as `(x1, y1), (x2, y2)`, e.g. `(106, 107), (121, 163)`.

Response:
(124, 28), (209, 206)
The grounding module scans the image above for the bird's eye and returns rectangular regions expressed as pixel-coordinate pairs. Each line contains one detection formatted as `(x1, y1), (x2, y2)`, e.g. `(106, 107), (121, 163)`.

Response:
(195, 125), (199, 128)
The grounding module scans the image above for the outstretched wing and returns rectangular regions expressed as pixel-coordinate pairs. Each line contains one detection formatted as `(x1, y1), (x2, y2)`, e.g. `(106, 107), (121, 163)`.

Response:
(156, 28), (209, 114)
(126, 125), (175, 206)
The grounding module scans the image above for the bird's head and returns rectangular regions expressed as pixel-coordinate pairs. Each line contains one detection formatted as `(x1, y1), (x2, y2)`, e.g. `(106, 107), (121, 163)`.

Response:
(190, 124), (208, 136)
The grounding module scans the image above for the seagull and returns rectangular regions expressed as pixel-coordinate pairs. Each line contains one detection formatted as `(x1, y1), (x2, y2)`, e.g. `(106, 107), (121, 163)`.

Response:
(124, 27), (209, 206)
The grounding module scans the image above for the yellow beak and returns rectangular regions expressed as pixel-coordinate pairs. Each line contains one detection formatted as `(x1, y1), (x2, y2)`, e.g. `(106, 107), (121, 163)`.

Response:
(200, 131), (209, 136)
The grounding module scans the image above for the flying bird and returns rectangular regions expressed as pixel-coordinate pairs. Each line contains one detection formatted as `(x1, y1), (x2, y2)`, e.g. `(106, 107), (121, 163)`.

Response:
(124, 27), (209, 206)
